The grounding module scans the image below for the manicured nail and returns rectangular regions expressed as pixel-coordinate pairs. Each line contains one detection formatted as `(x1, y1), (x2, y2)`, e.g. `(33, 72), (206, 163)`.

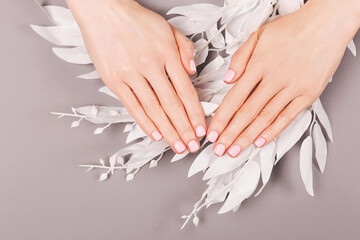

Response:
(254, 137), (266, 148)
(195, 125), (206, 138)
(174, 141), (186, 153)
(152, 131), (162, 141)
(223, 70), (235, 83)
(207, 131), (219, 143)
(227, 145), (241, 157)
(214, 144), (226, 156)
(188, 140), (200, 153)
(190, 59), (196, 72)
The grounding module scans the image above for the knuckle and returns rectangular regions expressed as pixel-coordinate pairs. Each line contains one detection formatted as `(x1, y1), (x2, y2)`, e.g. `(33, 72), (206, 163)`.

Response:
(259, 108), (274, 123)
(278, 112), (293, 122)
(179, 125), (195, 139)
(238, 133), (252, 145)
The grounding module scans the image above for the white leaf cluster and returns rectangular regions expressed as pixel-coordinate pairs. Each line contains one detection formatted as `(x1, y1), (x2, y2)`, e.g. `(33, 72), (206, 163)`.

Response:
(31, 0), (356, 229)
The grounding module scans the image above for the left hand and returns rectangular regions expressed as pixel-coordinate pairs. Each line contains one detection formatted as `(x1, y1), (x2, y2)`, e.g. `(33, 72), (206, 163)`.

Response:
(207, 0), (360, 157)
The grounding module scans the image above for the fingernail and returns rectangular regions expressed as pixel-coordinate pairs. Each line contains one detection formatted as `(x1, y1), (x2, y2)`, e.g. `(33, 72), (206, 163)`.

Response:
(152, 131), (162, 141)
(188, 140), (200, 153)
(207, 131), (219, 143)
(214, 144), (226, 156)
(195, 125), (206, 138)
(227, 145), (241, 157)
(174, 141), (186, 153)
(190, 59), (196, 72)
(223, 70), (235, 83)
(255, 137), (266, 148)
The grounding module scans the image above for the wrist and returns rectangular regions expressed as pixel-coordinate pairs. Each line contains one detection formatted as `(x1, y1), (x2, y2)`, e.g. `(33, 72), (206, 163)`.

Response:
(305, 0), (360, 30)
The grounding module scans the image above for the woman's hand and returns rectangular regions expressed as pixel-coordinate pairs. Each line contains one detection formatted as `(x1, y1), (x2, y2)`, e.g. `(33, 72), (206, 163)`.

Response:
(66, 0), (206, 154)
(207, 0), (360, 157)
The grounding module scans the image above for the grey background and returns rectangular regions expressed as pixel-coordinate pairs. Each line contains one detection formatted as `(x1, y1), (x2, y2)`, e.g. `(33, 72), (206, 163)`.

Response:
(1, 0), (359, 239)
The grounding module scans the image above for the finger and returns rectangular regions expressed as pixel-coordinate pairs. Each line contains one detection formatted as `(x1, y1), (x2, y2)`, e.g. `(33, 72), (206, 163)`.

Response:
(255, 95), (313, 147)
(213, 82), (279, 157)
(128, 76), (188, 154)
(170, 24), (196, 75)
(110, 82), (163, 142)
(207, 69), (261, 143)
(165, 60), (207, 138)
(227, 89), (293, 157)
(223, 31), (258, 84)
(146, 69), (201, 153)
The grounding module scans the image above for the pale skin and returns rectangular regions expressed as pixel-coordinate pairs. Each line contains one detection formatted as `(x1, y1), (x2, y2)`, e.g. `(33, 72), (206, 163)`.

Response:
(66, 0), (360, 157)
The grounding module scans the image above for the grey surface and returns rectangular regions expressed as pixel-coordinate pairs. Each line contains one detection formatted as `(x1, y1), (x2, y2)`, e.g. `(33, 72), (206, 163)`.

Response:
(1, 1), (360, 239)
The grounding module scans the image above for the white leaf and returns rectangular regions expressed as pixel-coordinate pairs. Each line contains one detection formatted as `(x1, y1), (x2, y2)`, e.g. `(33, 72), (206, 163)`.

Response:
(126, 124), (147, 144)
(312, 98), (333, 142)
(312, 123), (327, 173)
(347, 39), (357, 57)
(123, 123), (134, 133)
(206, 24), (225, 48)
(126, 173), (135, 182)
(52, 46), (92, 64)
(149, 160), (158, 168)
(254, 141), (276, 196)
(194, 39), (209, 65)
(278, 0), (302, 16)
(98, 86), (119, 100)
(99, 173), (108, 182)
(71, 120), (80, 128)
(109, 154), (116, 173)
(31, 25), (83, 46)
(192, 216), (199, 227)
(171, 151), (189, 162)
(94, 127), (104, 135)
(276, 109), (312, 161)
(188, 145), (217, 177)
(71, 107), (77, 114)
(42, 5), (75, 26)
(300, 136), (314, 196)
(91, 105), (99, 116)
(117, 156), (124, 165)
(200, 102), (219, 116)
(198, 55), (225, 77)
(167, 4), (222, 21)
(99, 159), (105, 166)
(77, 70), (100, 80)
(180, 215), (188, 219)
(203, 144), (254, 180)
(218, 161), (260, 214)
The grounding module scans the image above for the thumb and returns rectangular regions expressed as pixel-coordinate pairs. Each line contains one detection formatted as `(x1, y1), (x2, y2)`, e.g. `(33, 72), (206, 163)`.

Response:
(170, 24), (197, 75)
(223, 31), (259, 84)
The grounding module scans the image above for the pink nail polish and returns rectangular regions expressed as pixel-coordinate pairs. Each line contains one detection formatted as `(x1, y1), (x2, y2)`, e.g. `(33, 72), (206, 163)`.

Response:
(207, 131), (219, 143)
(174, 141), (186, 153)
(228, 145), (241, 157)
(190, 59), (196, 72)
(195, 125), (206, 138)
(255, 137), (266, 148)
(214, 144), (226, 156)
(223, 70), (235, 83)
(188, 140), (200, 153)
(152, 131), (162, 141)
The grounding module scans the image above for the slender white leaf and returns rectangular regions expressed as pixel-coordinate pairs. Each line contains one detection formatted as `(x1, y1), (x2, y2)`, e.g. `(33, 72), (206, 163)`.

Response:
(300, 136), (314, 196)
(312, 123), (327, 173)
(31, 25), (83, 46)
(77, 70), (100, 79)
(203, 144), (254, 180)
(53, 46), (92, 64)
(312, 98), (333, 142)
(218, 161), (260, 214)
(348, 39), (357, 57)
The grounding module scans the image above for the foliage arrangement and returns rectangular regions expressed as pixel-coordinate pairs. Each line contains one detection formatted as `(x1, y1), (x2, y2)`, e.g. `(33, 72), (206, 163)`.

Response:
(32, 0), (356, 228)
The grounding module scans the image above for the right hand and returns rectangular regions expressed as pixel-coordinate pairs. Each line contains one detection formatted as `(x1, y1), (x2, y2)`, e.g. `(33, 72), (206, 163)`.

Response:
(66, 0), (206, 154)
